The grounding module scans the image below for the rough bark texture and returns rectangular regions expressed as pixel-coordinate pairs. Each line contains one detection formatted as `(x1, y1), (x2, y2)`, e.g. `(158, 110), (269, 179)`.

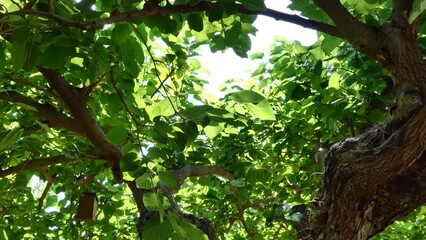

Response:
(300, 0), (426, 239)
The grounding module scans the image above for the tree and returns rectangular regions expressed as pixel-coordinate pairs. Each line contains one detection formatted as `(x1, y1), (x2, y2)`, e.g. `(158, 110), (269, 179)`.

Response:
(1, 0), (426, 239)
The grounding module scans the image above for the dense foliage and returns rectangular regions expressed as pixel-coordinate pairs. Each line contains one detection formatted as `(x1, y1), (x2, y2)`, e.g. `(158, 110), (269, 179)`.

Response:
(1, 0), (426, 239)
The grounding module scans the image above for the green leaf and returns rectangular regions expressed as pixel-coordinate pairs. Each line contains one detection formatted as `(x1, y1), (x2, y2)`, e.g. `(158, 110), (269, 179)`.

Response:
(111, 23), (132, 46)
(187, 13), (204, 32)
(184, 120), (199, 144)
(207, 6), (224, 22)
(210, 35), (227, 52)
(328, 72), (340, 89)
(10, 28), (32, 70)
(167, 213), (208, 240)
(145, 16), (178, 34)
(0, 128), (23, 152)
(93, 42), (110, 72)
(231, 90), (265, 103)
(105, 125), (128, 145)
(230, 179), (246, 187)
(204, 121), (225, 139)
(41, 43), (76, 69)
(136, 173), (159, 189)
(146, 98), (176, 120)
(120, 152), (139, 172)
(143, 216), (173, 240)
(45, 195), (58, 207)
(240, 0), (267, 11)
(148, 147), (165, 160)
(409, 0), (426, 23)
(170, 131), (187, 151)
(143, 192), (163, 211)
(158, 171), (179, 190)
(182, 105), (213, 121)
(321, 35), (342, 54)
(243, 99), (276, 120)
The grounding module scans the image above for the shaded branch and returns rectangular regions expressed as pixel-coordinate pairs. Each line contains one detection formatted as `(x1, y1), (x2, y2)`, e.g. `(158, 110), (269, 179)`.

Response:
(36, 67), (123, 181)
(172, 165), (234, 186)
(0, 90), (85, 135)
(0, 155), (86, 178)
(6, 2), (342, 37)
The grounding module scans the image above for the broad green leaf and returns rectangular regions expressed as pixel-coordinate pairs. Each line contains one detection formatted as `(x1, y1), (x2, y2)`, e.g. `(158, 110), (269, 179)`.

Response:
(143, 216), (173, 240)
(143, 192), (162, 211)
(182, 105), (212, 121)
(321, 35), (342, 54)
(10, 28), (32, 70)
(230, 179), (246, 187)
(328, 72), (340, 89)
(240, 0), (267, 11)
(111, 23), (132, 46)
(167, 213), (208, 240)
(0, 128), (23, 152)
(146, 98), (176, 120)
(409, 0), (426, 23)
(170, 131), (187, 151)
(178, 220), (208, 240)
(148, 147), (165, 160)
(231, 90), (265, 103)
(120, 152), (139, 172)
(41, 42), (76, 69)
(187, 14), (204, 32)
(184, 120), (199, 144)
(93, 42), (110, 72)
(158, 171), (178, 190)
(204, 121), (225, 139)
(45, 195), (58, 207)
(243, 99), (276, 120)
(105, 125), (128, 145)
(136, 173), (159, 189)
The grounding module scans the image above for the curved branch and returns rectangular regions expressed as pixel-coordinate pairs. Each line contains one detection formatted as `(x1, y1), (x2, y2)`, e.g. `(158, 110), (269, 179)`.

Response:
(313, 0), (380, 50)
(5, 2), (342, 37)
(0, 90), (85, 135)
(173, 165), (234, 186)
(37, 67), (123, 181)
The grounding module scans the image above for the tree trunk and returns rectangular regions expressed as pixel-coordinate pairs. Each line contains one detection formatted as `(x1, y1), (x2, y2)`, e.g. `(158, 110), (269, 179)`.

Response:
(304, 1), (426, 239)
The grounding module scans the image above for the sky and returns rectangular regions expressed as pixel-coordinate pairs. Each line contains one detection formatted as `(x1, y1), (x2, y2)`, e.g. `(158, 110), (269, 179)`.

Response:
(196, 0), (318, 95)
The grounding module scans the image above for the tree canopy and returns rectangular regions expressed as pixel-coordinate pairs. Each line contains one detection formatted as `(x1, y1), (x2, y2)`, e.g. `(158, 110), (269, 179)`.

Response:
(1, 0), (426, 239)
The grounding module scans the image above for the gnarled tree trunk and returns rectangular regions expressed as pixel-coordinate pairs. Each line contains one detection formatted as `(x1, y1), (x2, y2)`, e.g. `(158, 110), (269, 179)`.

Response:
(303, 0), (426, 239)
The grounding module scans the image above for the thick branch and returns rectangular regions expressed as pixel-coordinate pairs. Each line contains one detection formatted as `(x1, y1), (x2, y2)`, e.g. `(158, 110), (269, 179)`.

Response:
(0, 90), (85, 135)
(0, 155), (83, 178)
(6, 2), (341, 37)
(313, 0), (380, 51)
(37, 68), (120, 155)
